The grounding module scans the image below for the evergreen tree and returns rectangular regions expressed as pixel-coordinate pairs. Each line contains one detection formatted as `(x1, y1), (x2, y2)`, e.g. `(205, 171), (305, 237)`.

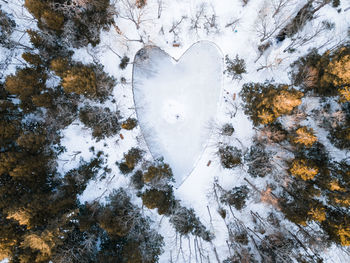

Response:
(240, 82), (303, 125)
(289, 159), (318, 181)
(292, 126), (317, 147)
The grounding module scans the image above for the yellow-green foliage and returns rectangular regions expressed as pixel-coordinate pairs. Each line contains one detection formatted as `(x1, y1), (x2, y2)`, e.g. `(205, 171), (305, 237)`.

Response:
(51, 59), (98, 97)
(308, 206), (326, 222)
(25, 0), (64, 32)
(62, 66), (97, 96)
(336, 226), (350, 246)
(293, 126), (317, 147)
(272, 89), (303, 116)
(50, 57), (69, 77)
(290, 159), (318, 180)
(338, 86), (350, 102)
(322, 52), (350, 87)
(240, 83), (303, 125)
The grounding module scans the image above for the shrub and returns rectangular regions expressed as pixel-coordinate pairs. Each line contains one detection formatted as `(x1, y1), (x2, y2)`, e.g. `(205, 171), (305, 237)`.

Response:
(131, 170), (144, 190)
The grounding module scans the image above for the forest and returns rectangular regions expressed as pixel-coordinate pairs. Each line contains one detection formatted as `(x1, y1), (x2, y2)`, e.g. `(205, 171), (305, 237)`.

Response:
(0, 0), (350, 262)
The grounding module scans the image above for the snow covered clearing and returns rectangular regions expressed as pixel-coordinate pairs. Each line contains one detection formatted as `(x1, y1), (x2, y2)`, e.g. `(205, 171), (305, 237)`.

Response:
(133, 41), (223, 186)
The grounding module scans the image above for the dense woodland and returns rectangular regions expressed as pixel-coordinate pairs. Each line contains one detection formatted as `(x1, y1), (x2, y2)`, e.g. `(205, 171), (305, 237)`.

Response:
(0, 0), (350, 262)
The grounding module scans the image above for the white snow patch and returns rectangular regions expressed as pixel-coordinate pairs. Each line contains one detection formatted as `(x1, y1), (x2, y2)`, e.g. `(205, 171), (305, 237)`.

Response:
(133, 41), (223, 186)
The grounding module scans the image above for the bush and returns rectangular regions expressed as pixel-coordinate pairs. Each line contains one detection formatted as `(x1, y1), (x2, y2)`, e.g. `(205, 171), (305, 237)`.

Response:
(224, 55), (246, 80)
(131, 170), (144, 190)
(218, 145), (242, 169)
(332, 0), (340, 7)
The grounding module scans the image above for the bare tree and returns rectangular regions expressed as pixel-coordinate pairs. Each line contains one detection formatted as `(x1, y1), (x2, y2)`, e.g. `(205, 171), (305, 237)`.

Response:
(189, 3), (206, 34)
(255, 1), (294, 42)
(118, 0), (150, 29)
(157, 0), (163, 19)
(169, 16), (187, 43)
(283, 20), (335, 52)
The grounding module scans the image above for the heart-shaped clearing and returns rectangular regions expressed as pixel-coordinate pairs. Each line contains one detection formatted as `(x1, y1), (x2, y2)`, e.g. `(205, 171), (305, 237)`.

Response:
(133, 41), (223, 186)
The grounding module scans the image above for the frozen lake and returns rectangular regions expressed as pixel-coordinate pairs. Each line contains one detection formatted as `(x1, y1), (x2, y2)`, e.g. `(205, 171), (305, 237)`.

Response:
(133, 41), (223, 186)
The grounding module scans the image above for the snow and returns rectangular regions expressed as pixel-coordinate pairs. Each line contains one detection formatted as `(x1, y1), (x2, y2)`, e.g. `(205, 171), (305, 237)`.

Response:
(133, 41), (223, 186)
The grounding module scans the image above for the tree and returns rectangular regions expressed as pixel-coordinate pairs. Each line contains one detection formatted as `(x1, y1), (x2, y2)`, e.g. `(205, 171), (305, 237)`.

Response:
(245, 142), (273, 177)
(220, 185), (249, 210)
(0, 8), (16, 48)
(224, 55), (247, 80)
(51, 60), (115, 101)
(141, 187), (174, 215)
(338, 86), (350, 103)
(169, 206), (213, 241)
(98, 189), (135, 238)
(62, 66), (97, 97)
(118, 147), (144, 174)
(240, 82), (303, 125)
(25, 0), (64, 32)
(291, 45), (350, 96)
(79, 105), (121, 141)
(5, 67), (47, 112)
(292, 126), (317, 147)
(217, 145), (242, 168)
(143, 158), (173, 183)
(289, 159), (318, 181)
(25, 0), (115, 47)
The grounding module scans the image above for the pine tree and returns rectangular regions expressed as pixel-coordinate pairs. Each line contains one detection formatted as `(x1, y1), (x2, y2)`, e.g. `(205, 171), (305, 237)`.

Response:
(292, 126), (317, 147)
(338, 86), (350, 103)
(62, 66), (97, 97)
(143, 159), (173, 183)
(290, 159), (318, 180)
(142, 188), (174, 215)
(240, 82), (303, 125)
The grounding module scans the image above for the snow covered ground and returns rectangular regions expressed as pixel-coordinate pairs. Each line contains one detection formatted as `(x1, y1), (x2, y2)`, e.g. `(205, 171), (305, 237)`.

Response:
(133, 41), (223, 186)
